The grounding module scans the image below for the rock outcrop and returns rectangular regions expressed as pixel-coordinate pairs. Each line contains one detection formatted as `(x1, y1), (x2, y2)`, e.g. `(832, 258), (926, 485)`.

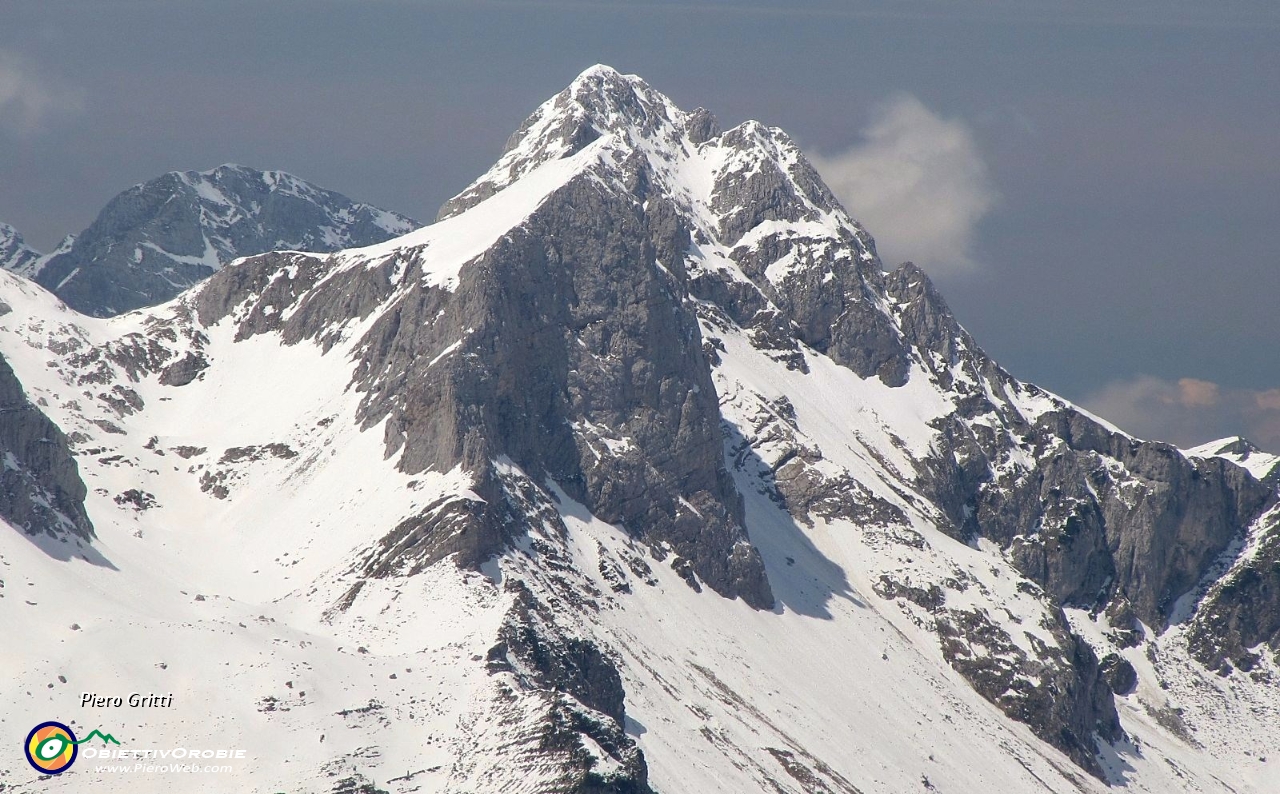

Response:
(0, 352), (93, 541)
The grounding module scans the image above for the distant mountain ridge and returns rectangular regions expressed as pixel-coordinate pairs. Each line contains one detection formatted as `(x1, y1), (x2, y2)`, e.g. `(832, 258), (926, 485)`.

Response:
(0, 223), (42, 276)
(1, 164), (418, 316)
(1189, 436), (1280, 486)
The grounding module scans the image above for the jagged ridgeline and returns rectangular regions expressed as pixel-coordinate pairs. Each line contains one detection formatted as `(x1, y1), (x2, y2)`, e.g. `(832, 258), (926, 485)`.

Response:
(0, 223), (42, 275)
(3, 165), (419, 317)
(1, 66), (1277, 793)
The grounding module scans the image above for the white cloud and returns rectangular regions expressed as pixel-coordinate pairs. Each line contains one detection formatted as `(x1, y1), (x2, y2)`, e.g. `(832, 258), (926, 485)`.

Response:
(0, 50), (83, 137)
(808, 95), (997, 275)
(1080, 375), (1280, 452)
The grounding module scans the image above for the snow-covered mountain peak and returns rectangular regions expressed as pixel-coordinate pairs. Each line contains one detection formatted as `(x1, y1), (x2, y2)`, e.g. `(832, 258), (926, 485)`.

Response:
(1188, 436), (1280, 483)
(426, 66), (894, 397)
(438, 65), (694, 220)
(558, 64), (678, 128)
(8, 166), (420, 317)
(3, 69), (1280, 793)
(0, 222), (42, 277)
(438, 65), (857, 248)
(0, 222), (34, 252)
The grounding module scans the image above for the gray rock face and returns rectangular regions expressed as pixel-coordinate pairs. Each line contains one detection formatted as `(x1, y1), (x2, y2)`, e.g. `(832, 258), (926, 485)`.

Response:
(25, 165), (418, 317)
(0, 352), (93, 542)
(1188, 506), (1280, 675)
(867, 257), (1280, 730)
(196, 170), (773, 611)
(0, 223), (42, 276)
(848, 257), (1280, 774)
(878, 260), (1276, 628)
(1099, 652), (1139, 695)
(484, 581), (653, 793)
(1039, 415), (1269, 624)
(937, 606), (1121, 777)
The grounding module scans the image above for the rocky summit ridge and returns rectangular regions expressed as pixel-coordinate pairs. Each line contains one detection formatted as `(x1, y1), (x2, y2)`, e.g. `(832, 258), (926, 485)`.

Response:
(0, 66), (1278, 794)
(0, 223), (42, 276)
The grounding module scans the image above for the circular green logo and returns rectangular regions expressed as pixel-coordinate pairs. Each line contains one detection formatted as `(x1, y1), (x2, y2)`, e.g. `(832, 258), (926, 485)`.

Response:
(25, 721), (79, 775)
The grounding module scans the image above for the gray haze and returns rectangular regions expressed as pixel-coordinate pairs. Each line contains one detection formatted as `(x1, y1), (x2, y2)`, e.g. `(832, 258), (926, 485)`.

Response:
(2, 0), (1278, 449)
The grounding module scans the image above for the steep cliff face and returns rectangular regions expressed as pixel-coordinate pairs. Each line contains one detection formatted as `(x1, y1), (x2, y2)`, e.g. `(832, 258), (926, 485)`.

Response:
(882, 267), (1276, 630)
(17, 165), (417, 317)
(0, 350), (93, 543)
(193, 147), (772, 611)
(1184, 499), (1280, 675)
(869, 261), (1280, 761)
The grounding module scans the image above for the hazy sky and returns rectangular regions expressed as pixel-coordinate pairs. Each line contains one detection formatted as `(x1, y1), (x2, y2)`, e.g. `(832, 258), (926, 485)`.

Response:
(2, 0), (1278, 449)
